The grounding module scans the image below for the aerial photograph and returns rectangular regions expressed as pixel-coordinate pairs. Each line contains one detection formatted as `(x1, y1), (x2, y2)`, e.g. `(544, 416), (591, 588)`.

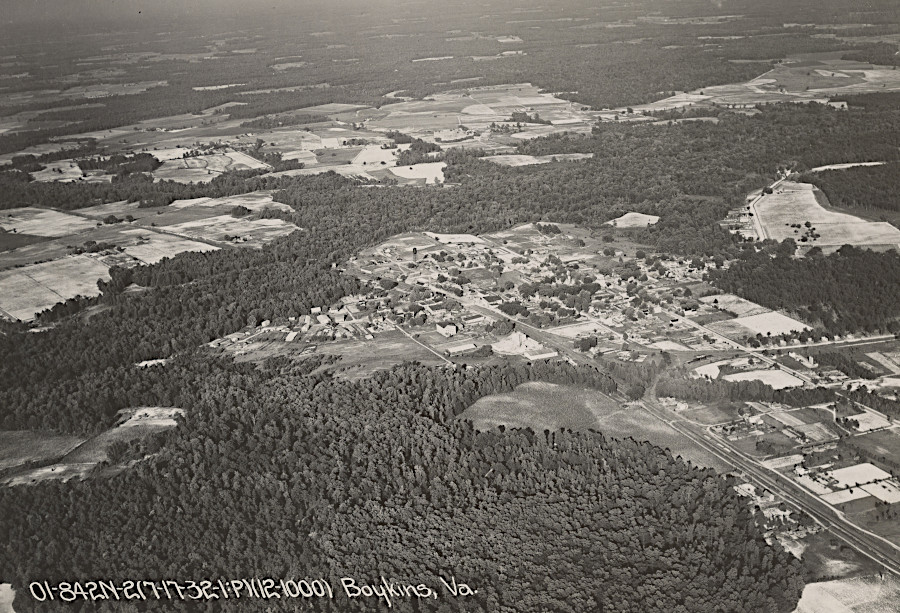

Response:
(1, 0), (900, 611)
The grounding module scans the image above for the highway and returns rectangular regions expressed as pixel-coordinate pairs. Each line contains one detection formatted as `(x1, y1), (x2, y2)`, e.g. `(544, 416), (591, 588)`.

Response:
(639, 394), (900, 577)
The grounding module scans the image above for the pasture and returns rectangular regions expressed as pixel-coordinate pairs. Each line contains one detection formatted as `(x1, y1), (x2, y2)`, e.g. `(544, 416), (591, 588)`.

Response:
(389, 162), (446, 184)
(163, 215), (299, 247)
(0, 255), (111, 320)
(0, 207), (96, 237)
(121, 229), (219, 264)
(0, 430), (84, 471)
(754, 182), (900, 250)
(603, 212), (660, 228)
(2, 407), (183, 486)
(486, 153), (594, 167)
(30, 159), (84, 182)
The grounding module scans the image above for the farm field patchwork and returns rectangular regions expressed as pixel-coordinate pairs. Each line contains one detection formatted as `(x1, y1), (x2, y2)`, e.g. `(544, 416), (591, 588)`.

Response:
(120, 229), (219, 264)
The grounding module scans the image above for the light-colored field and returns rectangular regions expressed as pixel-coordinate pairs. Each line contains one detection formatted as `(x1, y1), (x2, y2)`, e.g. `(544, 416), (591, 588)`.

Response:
(722, 369), (804, 389)
(0, 255), (111, 320)
(30, 159), (83, 182)
(821, 489), (871, 505)
(0, 207), (96, 237)
(701, 294), (770, 317)
(0, 584), (13, 613)
(604, 212), (660, 227)
(828, 463), (891, 488)
(486, 153), (594, 166)
(847, 412), (892, 432)
(168, 191), (293, 214)
(862, 480), (900, 504)
(389, 162), (446, 184)
(0, 430), (85, 470)
(491, 331), (547, 356)
(423, 232), (484, 244)
(163, 215), (299, 246)
(795, 422), (838, 443)
(731, 311), (811, 336)
(649, 340), (692, 351)
(461, 381), (623, 432)
(153, 151), (270, 183)
(546, 321), (608, 339)
(808, 161), (886, 172)
(121, 229), (219, 264)
(351, 144), (406, 166)
(754, 182), (900, 249)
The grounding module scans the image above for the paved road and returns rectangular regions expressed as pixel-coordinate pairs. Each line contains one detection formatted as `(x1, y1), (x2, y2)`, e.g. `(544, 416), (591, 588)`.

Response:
(640, 394), (900, 577)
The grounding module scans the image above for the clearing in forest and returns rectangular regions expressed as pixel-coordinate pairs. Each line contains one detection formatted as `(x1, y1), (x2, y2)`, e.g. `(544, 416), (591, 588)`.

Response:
(753, 182), (900, 251)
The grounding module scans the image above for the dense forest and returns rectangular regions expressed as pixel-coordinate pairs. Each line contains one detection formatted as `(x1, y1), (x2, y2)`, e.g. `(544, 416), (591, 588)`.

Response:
(797, 162), (900, 214)
(0, 361), (806, 612)
(707, 244), (900, 335)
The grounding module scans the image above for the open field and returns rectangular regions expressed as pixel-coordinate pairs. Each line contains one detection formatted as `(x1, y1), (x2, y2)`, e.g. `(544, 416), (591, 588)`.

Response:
(462, 382), (729, 469)
(0, 232), (47, 252)
(30, 159), (84, 182)
(121, 229), (219, 264)
(153, 151), (270, 183)
(163, 215), (299, 247)
(0, 430), (85, 471)
(2, 408), (183, 486)
(700, 294), (770, 317)
(853, 430), (900, 467)
(61, 407), (184, 464)
(302, 331), (445, 380)
(794, 574), (900, 613)
(388, 162), (446, 184)
(732, 312), (811, 336)
(0, 255), (111, 320)
(754, 182), (900, 251)
(485, 153), (594, 167)
(722, 369), (804, 389)
(604, 212), (660, 228)
(0, 207), (97, 237)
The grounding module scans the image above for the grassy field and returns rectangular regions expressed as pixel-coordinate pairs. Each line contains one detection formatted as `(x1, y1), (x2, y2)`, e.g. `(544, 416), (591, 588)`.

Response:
(0, 430), (85, 471)
(121, 229), (219, 264)
(0, 207), (97, 237)
(0, 232), (47, 252)
(755, 182), (900, 250)
(795, 574), (900, 613)
(461, 382), (730, 470)
(2, 408), (182, 486)
(163, 215), (299, 247)
(0, 255), (111, 320)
